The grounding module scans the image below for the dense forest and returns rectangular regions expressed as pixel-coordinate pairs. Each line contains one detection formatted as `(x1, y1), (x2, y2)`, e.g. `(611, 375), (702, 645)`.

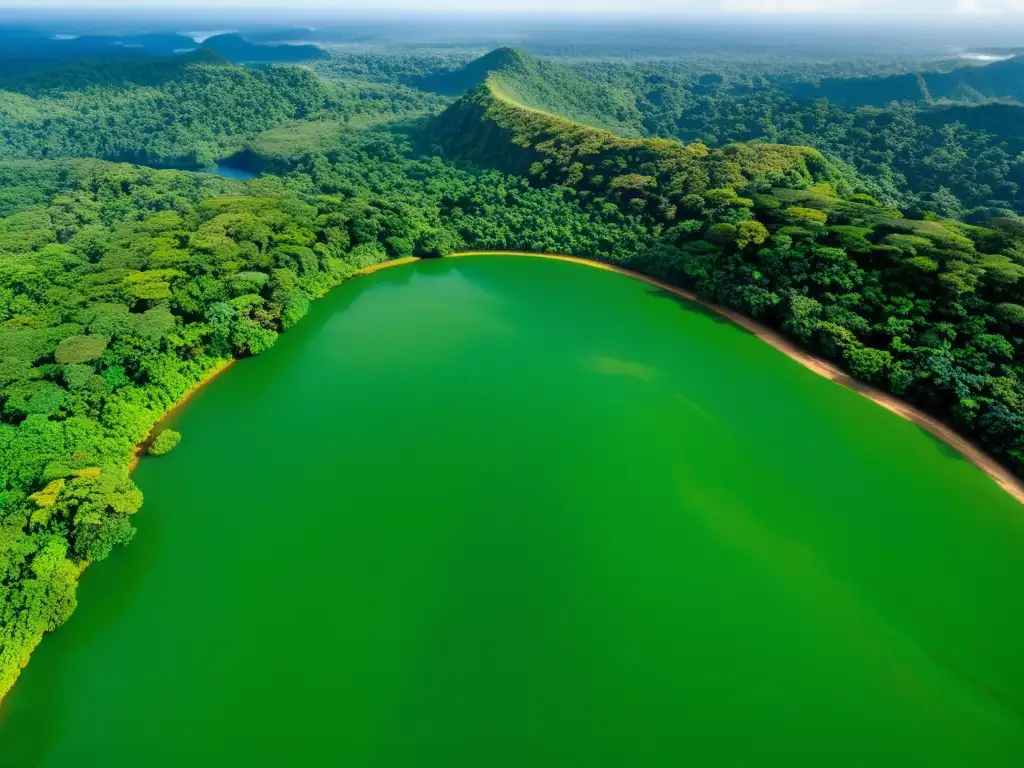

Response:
(2, 30), (1024, 701)
(0, 51), (444, 169)
(536, 57), (1024, 220)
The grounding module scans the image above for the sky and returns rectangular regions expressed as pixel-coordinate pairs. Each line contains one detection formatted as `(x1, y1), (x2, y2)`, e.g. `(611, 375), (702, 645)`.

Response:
(2, 0), (1024, 13)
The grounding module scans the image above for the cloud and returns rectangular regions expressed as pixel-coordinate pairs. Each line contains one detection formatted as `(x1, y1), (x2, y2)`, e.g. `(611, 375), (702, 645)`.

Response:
(954, 0), (1024, 10)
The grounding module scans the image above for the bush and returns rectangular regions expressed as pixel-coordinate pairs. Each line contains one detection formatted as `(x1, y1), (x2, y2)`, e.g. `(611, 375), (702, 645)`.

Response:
(148, 429), (181, 456)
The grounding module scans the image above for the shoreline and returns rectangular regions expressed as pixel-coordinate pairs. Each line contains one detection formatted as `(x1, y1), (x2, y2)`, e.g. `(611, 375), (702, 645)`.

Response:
(128, 257), (416, 474)
(445, 251), (1024, 507)
(6, 247), (1018, 705)
(129, 358), (236, 474)
(124, 248), (1024, 501)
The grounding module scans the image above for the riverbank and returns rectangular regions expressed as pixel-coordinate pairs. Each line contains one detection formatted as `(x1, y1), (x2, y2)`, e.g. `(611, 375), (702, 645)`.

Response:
(127, 248), (1024, 502)
(13, 251), (1024, 764)
(445, 251), (1024, 506)
(128, 258), (421, 474)
(130, 359), (236, 474)
(0, 358), (242, 704)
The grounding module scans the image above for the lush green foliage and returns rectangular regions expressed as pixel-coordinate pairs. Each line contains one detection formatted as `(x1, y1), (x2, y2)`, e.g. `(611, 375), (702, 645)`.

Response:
(0, 52), (443, 169)
(3, 39), (1024, 707)
(636, 80), (1024, 219)
(534, 57), (1024, 219)
(432, 79), (857, 224)
(147, 429), (180, 456)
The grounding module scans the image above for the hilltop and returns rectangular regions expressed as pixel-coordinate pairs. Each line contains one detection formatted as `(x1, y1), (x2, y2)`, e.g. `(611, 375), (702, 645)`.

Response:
(412, 48), (643, 136)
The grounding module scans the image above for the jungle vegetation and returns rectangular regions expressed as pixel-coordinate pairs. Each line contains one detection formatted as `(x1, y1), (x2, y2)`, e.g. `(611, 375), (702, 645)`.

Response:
(2, 35), (1024, 702)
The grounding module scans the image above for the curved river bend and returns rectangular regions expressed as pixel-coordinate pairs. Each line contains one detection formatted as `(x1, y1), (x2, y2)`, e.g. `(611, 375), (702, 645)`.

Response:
(2, 256), (1024, 766)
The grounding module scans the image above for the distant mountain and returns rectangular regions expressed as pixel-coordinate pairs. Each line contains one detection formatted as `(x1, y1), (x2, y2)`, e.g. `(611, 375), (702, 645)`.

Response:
(787, 57), (1024, 107)
(0, 31), (198, 63)
(199, 34), (328, 64)
(0, 29), (327, 79)
(411, 47), (643, 137)
(407, 48), (529, 95)
(0, 50), (230, 95)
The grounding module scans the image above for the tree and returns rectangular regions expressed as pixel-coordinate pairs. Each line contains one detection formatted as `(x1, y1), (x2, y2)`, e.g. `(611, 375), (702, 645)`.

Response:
(148, 429), (181, 456)
(844, 345), (894, 384)
(55, 334), (108, 364)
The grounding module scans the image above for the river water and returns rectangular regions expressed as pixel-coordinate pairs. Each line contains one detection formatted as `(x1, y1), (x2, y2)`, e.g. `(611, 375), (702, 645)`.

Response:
(1, 256), (1022, 766)
(203, 163), (258, 181)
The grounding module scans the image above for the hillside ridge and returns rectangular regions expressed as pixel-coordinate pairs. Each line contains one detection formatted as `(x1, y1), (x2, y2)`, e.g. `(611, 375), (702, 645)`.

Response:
(431, 73), (853, 213)
(787, 56), (1024, 107)
(415, 47), (643, 136)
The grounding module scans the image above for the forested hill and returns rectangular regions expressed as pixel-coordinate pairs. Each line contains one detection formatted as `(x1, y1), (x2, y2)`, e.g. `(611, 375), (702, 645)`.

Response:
(414, 48), (643, 136)
(199, 34), (328, 64)
(431, 73), (855, 223)
(0, 29), (328, 69)
(787, 56), (1024, 107)
(0, 54), (439, 170)
(0, 49), (230, 94)
(0, 54), (334, 169)
(407, 47), (526, 95)
(431, 76), (1024, 489)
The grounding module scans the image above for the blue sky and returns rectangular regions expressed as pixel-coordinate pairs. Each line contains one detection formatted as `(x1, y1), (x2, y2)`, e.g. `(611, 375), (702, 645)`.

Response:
(3, 0), (1024, 13)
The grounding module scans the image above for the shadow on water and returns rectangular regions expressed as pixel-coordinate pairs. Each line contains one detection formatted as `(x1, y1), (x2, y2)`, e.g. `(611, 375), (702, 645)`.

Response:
(67, 500), (167, 646)
(829, 370), (971, 466)
(642, 286), (751, 330)
(913, 422), (973, 464)
(239, 279), (369, 382)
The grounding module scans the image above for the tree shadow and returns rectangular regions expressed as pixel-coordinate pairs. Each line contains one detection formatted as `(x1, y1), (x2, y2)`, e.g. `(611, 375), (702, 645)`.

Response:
(912, 423), (973, 463)
(642, 286), (754, 331)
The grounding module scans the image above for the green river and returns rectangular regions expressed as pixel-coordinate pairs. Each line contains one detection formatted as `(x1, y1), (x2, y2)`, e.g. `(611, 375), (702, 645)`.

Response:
(2, 255), (1023, 766)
